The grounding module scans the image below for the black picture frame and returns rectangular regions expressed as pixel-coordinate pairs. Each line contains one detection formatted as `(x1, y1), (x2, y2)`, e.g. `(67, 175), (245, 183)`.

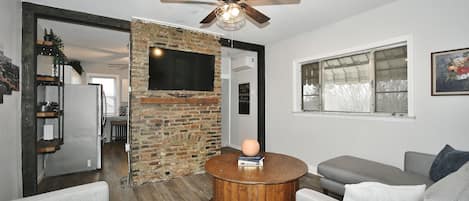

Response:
(238, 83), (250, 114)
(431, 47), (469, 96)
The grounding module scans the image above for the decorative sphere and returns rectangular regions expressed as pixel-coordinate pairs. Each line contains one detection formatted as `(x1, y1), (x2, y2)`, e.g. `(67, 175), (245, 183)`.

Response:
(241, 139), (260, 156)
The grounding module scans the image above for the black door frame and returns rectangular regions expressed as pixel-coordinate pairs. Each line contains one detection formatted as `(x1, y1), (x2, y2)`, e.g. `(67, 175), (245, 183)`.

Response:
(21, 2), (130, 196)
(219, 39), (266, 152)
(21, 2), (266, 196)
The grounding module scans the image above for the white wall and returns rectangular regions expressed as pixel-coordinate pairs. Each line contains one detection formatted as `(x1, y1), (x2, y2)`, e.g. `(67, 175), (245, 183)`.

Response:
(82, 62), (128, 103)
(0, 0), (23, 199)
(230, 52), (258, 148)
(82, 62), (128, 80)
(266, 0), (469, 173)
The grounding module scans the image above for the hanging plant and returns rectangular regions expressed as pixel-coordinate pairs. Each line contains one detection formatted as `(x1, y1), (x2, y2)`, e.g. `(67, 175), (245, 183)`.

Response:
(49, 29), (64, 50)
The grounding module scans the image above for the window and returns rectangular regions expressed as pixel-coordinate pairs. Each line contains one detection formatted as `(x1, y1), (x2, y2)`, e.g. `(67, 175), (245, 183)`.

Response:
(300, 44), (408, 115)
(301, 63), (320, 111)
(89, 76), (118, 116)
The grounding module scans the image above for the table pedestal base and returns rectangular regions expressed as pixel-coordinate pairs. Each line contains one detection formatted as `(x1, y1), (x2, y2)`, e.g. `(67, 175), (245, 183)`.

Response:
(212, 178), (299, 201)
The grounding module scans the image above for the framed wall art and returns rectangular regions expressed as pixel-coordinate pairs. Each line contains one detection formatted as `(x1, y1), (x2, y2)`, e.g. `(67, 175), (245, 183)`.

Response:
(431, 47), (469, 96)
(238, 83), (250, 115)
(0, 50), (20, 103)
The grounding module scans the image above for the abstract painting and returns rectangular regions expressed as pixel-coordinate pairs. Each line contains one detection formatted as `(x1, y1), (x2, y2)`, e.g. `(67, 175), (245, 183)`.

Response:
(432, 47), (469, 96)
(0, 50), (20, 103)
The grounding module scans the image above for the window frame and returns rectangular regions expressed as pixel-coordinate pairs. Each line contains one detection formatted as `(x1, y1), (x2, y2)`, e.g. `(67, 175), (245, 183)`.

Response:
(293, 36), (415, 118)
(300, 62), (321, 111)
(87, 73), (120, 117)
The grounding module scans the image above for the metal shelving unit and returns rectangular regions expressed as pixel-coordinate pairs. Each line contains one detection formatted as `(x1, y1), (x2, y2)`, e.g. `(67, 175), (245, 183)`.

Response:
(36, 41), (66, 154)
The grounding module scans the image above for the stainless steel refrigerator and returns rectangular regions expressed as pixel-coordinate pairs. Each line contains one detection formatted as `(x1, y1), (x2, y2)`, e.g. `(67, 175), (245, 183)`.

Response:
(45, 84), (104, 176)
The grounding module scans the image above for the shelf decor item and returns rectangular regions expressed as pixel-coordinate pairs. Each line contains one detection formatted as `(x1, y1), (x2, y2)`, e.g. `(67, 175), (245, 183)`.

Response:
(49, 29), (64, 50)
(241, 139), (260, 157)
(43, 28), (51, 42)
(238, 153), (264, 167)
(432, 47), (469, 96)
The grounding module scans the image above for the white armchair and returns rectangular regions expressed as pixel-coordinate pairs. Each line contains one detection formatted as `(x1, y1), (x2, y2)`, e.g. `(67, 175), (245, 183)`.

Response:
(297, 189), (339, 201)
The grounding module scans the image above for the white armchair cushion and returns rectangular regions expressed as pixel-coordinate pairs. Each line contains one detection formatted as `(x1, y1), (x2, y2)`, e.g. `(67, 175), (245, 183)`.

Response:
(343, 182), (425, 201)
(296, 188), (339, 201)
(13, 181), (109, 201)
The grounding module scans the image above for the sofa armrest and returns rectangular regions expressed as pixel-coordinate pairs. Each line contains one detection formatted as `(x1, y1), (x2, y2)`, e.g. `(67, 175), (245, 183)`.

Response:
(404, 151), (436, 177)
(13, 181), (109, 201)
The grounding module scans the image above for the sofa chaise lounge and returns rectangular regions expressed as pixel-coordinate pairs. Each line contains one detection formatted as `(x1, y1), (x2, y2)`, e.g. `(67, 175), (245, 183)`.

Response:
(317, 151), (436, 196)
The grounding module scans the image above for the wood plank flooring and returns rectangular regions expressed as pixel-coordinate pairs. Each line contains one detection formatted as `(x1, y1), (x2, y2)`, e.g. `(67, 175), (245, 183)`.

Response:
(38, 143), (323, 201)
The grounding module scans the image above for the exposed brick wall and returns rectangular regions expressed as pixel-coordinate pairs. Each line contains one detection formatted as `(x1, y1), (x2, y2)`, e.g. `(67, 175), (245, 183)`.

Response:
(130, 19), (221, 185)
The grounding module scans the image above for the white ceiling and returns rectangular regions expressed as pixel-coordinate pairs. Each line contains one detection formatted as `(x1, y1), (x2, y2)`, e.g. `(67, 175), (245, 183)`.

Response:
(37, 19), (129, 66)
(25, 0), (396, 45)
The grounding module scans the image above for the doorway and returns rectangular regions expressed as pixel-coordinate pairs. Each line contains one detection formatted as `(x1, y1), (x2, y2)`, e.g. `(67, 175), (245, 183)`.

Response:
(221, 47), (259, 149)
(22, 2), (131, 195)
(34, 18), (131, 193)
(220, 39), (266, 152)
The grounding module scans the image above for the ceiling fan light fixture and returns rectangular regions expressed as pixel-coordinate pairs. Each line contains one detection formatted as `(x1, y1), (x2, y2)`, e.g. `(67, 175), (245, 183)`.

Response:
(215, 3), (246, 31)
(230, 6), (240, 17)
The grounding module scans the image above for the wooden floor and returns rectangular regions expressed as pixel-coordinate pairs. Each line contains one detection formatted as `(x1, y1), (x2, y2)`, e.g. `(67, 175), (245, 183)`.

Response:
(38, 144), (322, 201)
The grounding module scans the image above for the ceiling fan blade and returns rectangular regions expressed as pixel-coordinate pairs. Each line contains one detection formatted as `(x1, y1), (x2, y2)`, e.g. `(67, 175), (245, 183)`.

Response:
(160, 0), (219, 5)
(242, 0), (300, 6)
(200, 8), (219, 24)
(239, 3), (270, 24)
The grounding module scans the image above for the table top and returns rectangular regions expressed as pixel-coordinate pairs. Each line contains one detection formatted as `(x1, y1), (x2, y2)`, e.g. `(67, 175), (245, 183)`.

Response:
(205, 152), (308, 185)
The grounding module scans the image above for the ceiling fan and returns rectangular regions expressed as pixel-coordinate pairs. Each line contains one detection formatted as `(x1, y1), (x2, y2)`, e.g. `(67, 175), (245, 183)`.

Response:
(161, 0), (299, 28)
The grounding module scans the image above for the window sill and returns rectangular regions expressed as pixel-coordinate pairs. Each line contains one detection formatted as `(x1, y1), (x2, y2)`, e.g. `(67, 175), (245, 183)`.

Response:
(292, 111), (416, 122)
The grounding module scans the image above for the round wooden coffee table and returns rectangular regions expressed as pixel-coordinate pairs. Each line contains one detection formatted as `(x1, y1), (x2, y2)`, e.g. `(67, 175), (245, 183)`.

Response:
(205, 152), (307, 201)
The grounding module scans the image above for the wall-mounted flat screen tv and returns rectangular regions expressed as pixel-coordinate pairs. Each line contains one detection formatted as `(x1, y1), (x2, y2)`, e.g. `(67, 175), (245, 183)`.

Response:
(148, 47), (215, 91)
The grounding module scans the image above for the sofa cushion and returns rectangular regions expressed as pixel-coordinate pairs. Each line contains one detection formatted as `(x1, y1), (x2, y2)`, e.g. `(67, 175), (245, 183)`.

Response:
(384, 171), (434, 186)
(320, 178), (346, 195)
(430, 145), (469, 181)
(404, 151), (436, 177)
(343, 182), (425, 201)
(296, 188), (339, 201)
(425, 162), (469, 201)
(318, 156), (398, 184)
(318, 156), (433, 186)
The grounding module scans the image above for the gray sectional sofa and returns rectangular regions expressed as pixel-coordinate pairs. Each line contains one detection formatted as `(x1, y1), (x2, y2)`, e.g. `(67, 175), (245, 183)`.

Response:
(298, 160), (469, 201)
(318, 151), (436, 195)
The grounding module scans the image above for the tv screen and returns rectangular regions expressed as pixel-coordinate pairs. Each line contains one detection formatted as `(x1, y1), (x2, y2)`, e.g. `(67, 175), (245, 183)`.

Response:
(148, 47), (215, 91)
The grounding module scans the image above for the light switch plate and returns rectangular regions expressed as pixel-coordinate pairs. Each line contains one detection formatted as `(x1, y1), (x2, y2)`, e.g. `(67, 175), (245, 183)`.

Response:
(125, 143), (130, 152)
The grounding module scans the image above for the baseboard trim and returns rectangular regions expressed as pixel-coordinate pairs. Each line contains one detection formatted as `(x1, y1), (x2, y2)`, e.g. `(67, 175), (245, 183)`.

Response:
(227, 144), (241, 150)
